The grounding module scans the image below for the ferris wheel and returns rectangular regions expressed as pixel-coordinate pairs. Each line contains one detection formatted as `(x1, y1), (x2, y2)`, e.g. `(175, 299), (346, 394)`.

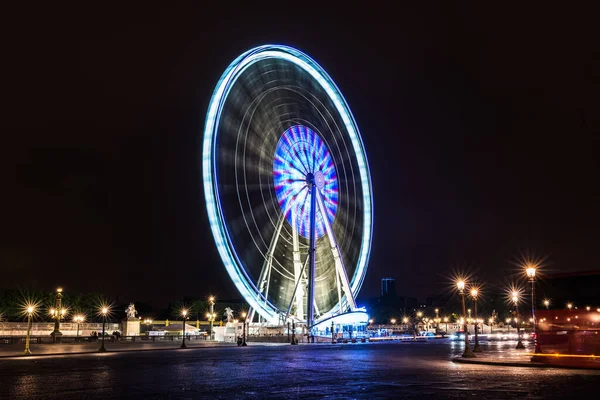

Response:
(203, 45), (372, 327)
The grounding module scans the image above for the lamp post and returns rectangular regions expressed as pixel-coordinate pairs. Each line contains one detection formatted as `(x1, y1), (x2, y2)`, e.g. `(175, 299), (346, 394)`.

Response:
(180, 309), (188, 348)
(470, 288), (482, 352)
(208, 296), (215, 341)
(512, 292), (525, 349)
(526, 266), (542, 355)
(241, 311), (248, 346)
(144, 318), (153, 334)
(567, 303), (573, 312)
(98, 307), (108, 352)
(543, 299), (550, 310)
(74, 315), (84, 339)
(457, 280), (475, 358)
(24, 305), (35, 355)
(415, 311), (423, 339)
(331, 320), (335, 344)
(434, 309), (439, 333)
(50, 288), (64, 342)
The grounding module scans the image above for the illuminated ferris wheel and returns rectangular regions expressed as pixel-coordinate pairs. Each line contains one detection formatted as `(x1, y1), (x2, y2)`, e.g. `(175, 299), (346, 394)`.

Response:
(203, 45), (372, 327)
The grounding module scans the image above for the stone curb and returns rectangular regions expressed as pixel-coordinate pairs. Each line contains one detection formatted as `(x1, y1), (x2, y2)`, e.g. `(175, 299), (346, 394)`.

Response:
(452, 356), (600, 371)
(0, 343), (238, 359)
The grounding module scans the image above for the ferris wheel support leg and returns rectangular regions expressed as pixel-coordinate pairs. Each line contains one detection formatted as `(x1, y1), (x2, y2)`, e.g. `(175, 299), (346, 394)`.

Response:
(256, 215), (285, 311)
(306, 179), (317, 332)
(316, 190), (357, 311)
(291, 208), (305, 321)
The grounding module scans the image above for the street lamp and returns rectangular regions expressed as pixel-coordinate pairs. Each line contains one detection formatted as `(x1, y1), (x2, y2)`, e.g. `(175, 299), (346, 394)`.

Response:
(241, 311), (248, 346)
(98, 306), (109, 352)
(51, 287), (64, 341)
(457, 280), (475, 358)
(543, 299), (550, 310)
(434, 308), (439, 333)
(180, 309), (188, 348)
(567, 303), (573, 312)
(470, 288), (482, 352)
(526, 266), (542, 355)
(73, 315), (85, 339)
(208, 296), (215, 341)
(24, 304), (36, 355)
(512, 291), (525, 349)
(390, 318), (396, 325)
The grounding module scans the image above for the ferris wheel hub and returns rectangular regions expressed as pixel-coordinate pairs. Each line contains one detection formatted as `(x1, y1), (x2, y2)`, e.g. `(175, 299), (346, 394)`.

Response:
(314, 171), (325, 190)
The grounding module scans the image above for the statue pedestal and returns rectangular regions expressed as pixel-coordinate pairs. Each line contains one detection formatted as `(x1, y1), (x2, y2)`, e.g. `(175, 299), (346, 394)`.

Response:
(122, 318), (141, 336)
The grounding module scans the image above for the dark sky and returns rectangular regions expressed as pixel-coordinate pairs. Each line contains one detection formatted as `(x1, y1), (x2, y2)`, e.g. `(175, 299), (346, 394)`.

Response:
(2, 4), (599, 306)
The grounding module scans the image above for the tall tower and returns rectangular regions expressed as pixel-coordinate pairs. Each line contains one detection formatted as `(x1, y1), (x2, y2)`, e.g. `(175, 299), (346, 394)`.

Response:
(381, 277), (396, 297)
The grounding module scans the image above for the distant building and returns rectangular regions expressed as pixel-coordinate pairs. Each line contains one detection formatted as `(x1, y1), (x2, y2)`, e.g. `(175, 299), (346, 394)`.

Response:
(381, 277), (396, 297)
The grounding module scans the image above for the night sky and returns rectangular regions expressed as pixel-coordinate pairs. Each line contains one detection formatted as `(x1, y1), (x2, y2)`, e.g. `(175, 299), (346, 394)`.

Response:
(3, 4), (599, 306)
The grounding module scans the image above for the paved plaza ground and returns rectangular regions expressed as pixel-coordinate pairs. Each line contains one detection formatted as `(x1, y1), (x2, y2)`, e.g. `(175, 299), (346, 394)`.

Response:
(1, 340), (598, 399)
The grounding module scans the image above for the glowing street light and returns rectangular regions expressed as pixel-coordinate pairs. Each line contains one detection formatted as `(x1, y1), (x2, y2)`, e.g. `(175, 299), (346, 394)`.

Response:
(180, 309), (188, 348)
(525, 265), (542, 356)
(73, 314), (85, 338)
(402, 317), (408, 324)
(23, 304), (37, 355)
(567, 303), (573, 311)
(98, 305), (110, 353)
(51, 287), (64, 341)
(470, 288), (482, 352)
(390, 318), (396, 325)
(241, 311), (248, 346)
(208, 296), (216, 341)
(543, 299), (550, 309)
(457, 279), (475, 358)
(511, 291), (525, 349)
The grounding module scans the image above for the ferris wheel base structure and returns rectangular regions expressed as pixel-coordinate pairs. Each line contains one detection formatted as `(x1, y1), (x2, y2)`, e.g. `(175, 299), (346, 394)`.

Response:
(203, 44), (373, 330)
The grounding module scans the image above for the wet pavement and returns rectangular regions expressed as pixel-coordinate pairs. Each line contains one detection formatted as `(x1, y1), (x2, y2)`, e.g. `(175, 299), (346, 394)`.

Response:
(1, 341), (598, 399)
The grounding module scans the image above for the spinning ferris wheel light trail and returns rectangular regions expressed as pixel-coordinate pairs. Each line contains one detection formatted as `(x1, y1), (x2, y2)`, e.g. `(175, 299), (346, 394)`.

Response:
(203, 44), (373, 330)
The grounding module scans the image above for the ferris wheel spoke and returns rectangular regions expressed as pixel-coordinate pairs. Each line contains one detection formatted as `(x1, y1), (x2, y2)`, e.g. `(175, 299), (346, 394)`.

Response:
(315, 189), (357, 311)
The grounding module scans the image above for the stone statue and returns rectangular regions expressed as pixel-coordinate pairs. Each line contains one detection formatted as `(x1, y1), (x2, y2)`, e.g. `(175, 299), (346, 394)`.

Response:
(224, 307), (234, 323)
(126, 303), (138, 319)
